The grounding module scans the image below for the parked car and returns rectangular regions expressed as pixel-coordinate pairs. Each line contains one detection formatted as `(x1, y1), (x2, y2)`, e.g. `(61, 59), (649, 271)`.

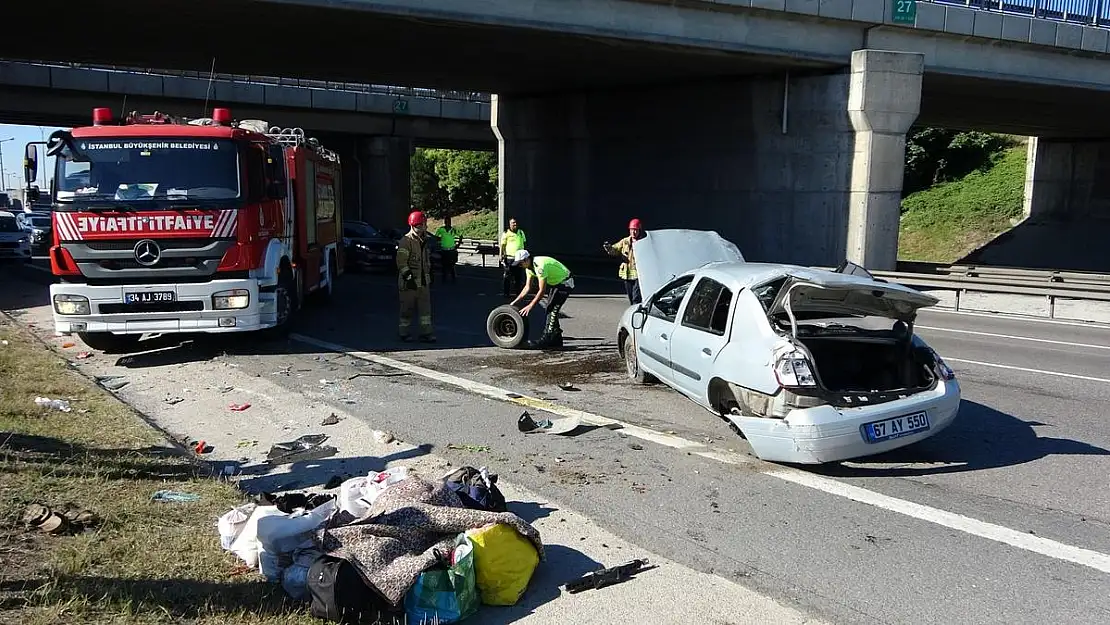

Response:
(617, 229), (960, 465)
(0, 210), (32, 263)
(16, 211), (52, 252)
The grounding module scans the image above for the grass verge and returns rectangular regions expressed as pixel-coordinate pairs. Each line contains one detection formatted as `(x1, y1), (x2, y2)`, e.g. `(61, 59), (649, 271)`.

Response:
(428, 211), (499, 242)
(898, 145), (1027, 263)
(0, 317), (314, 625)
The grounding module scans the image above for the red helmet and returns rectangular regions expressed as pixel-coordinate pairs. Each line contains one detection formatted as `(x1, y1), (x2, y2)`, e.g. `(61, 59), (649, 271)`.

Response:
(628, 218), (642, 230)
(408, 211), (426, 226)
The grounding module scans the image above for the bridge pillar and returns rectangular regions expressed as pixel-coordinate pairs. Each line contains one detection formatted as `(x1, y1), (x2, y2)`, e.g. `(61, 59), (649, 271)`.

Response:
(845, 49), (924, 271)
(359, 136), (413, 230)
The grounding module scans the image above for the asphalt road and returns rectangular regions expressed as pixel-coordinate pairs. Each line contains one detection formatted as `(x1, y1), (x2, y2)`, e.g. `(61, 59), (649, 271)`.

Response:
(6, 262), (1110, 625)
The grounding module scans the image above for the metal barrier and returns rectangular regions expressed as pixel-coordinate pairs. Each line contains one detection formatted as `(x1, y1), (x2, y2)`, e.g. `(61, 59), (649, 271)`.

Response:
(10, 59), (491, 103)
(926, 0), (1110, 27)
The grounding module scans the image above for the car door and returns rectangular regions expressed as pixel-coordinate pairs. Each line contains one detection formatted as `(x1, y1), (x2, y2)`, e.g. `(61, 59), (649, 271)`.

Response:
(668, 277), (734, 402)
(634, 275), (693, 385)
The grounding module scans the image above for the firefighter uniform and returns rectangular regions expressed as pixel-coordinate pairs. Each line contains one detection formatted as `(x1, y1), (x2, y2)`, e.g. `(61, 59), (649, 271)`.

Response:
(397, 217), (435, 342)
(604, 218), (645, 304)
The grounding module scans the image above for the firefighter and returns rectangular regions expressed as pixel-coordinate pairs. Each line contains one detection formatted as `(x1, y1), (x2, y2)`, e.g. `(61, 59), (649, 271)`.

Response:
(397, 211), (436, 343)
(434, 214), (459, 282)
(509, 250), (574, 350)
(603, 218), (646, 304)
(499, 218), (527, 297)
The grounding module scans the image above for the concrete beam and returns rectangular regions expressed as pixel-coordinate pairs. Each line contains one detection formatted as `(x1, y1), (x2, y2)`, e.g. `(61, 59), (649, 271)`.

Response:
(846, 49), (923, 271)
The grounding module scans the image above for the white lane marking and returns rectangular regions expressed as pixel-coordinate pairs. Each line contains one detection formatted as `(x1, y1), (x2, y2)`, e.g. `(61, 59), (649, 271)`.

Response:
(291, 332), (1110, 576)
(917, 325), (1110, 351)
(920, 307), (1110, 330)
(946, 357), (1110, 385)
(767, 468), (1110, 575)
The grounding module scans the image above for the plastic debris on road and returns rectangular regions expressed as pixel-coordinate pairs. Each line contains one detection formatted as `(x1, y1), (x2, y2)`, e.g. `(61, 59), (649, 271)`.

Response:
(151, 490), (201, 503)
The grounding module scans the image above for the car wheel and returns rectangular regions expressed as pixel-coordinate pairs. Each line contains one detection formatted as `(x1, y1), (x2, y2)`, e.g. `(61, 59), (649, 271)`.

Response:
(78, 332), (142, 354)
(486, 304), (529, 349)
(622, 333), (652, 384)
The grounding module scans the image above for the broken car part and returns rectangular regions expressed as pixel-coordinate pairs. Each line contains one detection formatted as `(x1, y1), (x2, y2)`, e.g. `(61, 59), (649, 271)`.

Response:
(266, 434), (338, 465)
(565, 559), (654, 593)
(517, 410), (582, 435)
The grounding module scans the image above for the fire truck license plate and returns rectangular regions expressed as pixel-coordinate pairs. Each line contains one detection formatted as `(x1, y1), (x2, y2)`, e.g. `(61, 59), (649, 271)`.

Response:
(125, 291), (176, 304)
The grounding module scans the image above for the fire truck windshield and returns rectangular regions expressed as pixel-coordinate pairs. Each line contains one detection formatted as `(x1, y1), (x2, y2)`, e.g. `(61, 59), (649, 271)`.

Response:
(54, 137), (240, 207)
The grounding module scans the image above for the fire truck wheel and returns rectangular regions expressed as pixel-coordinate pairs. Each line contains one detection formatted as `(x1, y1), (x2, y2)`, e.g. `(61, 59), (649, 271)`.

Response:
(486, 305), (529, 349)
(274, 268), (298, 331)
(77, 332), (142, 354)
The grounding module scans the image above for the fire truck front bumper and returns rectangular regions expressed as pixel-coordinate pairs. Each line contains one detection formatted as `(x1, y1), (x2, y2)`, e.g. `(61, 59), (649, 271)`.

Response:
(50, 279), (267, 335)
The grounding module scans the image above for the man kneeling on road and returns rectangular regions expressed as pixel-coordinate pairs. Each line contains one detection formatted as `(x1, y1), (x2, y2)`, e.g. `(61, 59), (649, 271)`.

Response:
(509, 250), (574, 350)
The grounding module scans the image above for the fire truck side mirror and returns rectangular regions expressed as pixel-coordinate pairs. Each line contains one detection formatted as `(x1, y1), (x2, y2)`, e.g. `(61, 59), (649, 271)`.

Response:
(24, 143), (38, 185)
(26, 186), (40, 204)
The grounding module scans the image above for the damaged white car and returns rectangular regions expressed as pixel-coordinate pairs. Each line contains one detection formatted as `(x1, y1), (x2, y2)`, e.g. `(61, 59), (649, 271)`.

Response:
(617, 229), (960, 464)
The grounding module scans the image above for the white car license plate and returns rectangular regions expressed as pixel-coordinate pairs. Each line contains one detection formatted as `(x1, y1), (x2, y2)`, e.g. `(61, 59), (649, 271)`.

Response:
(862, 411), (930, 444)
(376, 254), (392, 260)
(125, 291), (176, 304)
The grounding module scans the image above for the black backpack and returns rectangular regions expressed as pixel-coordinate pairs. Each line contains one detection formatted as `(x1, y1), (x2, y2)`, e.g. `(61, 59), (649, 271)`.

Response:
(307, 555), (401, 624)
(443, 466), (507, 513)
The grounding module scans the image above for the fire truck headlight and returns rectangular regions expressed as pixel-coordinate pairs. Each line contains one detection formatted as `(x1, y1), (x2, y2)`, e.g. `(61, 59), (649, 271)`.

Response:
(54, 295), (91, 316)
(213, 289), (250, 310)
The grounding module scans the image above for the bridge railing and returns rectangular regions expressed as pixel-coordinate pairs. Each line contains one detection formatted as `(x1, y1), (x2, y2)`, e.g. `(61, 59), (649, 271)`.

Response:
(925, 0), (1110, 27)
(11, 59), (492, 103)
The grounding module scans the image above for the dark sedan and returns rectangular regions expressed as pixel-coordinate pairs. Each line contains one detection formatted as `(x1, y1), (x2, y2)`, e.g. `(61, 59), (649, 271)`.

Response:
(343, 221), (399, 272)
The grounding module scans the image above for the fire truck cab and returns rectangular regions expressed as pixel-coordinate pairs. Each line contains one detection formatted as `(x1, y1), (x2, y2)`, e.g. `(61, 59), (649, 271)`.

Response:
(24, 107), (343, 352)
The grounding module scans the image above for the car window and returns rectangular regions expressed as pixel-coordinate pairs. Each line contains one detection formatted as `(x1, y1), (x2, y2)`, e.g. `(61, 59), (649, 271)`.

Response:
(751, 277), (787, 312)
(648, 276), (693, 322)
(682, 277), (732, 335)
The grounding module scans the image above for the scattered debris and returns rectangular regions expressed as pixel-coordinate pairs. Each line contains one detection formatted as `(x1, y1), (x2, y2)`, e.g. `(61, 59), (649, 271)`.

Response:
(565, 559), (655, 593)
(629, 443), (644, 451)
(34, 397), (71, 412)
(319, 378), (335, 386)
(164, 396), (185, 405)
(339, 398), (357, 405)
(554, 457), (565, 463)
(236, 440), (258, 448)
(447, 443), (491, 453)
(194, 440), (212, 454)
(266, 434), (337, 465)
(61, 342), (76, 348)
(373, 430), (395, 444)
(320, 413), (341, 426)
(22, 503), (99, 534)
(228, 403), (251, 412)
(517, 410), (582, 435)
(96, 376), (130, 391)
(347, 371), (410, 380)
(151, 490), (201, 503)
(558, 382), (580, 391)
(75, 351), (92, 359)
(218, 385), (235, 393)
(0, 340), (7, 346)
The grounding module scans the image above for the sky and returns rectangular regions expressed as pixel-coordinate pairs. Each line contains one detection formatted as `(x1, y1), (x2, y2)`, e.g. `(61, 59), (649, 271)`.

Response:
(0, 123), (70, 195)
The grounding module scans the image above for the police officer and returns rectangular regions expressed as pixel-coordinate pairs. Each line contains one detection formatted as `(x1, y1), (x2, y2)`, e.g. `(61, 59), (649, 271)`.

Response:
(604, 218), (645, 304)
(434, 215), (459, 282)
(509, 250), (575, 350)
(397, 211), (436, 343)
(499, 217), (527, 297)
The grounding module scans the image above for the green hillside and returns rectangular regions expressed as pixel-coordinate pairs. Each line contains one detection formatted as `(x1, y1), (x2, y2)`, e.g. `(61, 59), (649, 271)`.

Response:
(898, 145), (1027, 263)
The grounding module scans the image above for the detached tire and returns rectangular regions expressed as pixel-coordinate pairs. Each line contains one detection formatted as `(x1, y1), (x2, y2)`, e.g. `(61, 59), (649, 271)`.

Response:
(486, 305), (529, 349)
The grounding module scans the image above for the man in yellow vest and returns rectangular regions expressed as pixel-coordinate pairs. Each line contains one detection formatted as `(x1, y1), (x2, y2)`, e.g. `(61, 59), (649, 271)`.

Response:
(603, 218), (645, 304)
(396, 211), (435, 343)
(499, 218), (527, 297)
(434, 214), (459, 283)
(509, 249), (575, 350)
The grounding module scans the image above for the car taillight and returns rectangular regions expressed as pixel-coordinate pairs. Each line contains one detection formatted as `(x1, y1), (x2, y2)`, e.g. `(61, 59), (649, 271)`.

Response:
(930, 348), (956, 381)
(774, 351), (817, 388)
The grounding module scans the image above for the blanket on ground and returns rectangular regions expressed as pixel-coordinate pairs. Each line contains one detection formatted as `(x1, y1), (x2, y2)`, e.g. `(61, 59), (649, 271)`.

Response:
(316, 476), (544, 606)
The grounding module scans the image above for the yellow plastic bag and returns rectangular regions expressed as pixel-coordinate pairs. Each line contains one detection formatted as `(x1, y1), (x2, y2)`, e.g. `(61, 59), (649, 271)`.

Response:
(465, 523), (540, 606)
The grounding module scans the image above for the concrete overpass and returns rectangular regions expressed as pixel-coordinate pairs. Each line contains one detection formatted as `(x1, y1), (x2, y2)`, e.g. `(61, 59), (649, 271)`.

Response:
(6, 0), (1110, 269)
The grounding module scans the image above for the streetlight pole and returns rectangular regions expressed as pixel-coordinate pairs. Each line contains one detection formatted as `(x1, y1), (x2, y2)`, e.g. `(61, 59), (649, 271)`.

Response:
(0, 137), (13, 195)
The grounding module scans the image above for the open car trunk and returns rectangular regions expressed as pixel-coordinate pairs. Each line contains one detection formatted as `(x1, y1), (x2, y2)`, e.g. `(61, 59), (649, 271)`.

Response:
(795, 332), (938, 400)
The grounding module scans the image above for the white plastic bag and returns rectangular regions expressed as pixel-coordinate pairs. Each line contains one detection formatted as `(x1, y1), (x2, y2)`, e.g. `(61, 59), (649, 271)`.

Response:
(337, 467), (410, 518)
(217, 503), (257, 550)
(256, 499), (336, 555)
(228, 505), (284, 569)
(34, 397), (71, 412)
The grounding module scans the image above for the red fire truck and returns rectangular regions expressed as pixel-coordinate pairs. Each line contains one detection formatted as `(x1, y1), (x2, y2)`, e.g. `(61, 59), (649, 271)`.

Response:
(23, 107), (343, 352)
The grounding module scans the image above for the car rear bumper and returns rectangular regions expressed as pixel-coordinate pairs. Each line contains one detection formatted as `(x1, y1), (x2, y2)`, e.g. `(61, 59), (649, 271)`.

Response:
(732, 379), (962, 464)
(50, 279), (274, 335)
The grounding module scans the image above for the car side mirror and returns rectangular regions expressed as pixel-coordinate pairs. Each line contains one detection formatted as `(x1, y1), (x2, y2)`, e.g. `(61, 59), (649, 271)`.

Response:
(24, 143), (38, 185)
(631, 307), (647, 330)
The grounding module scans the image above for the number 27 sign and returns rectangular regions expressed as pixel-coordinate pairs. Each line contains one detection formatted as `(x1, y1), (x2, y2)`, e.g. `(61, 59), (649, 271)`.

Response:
(892, 0), (917, 24)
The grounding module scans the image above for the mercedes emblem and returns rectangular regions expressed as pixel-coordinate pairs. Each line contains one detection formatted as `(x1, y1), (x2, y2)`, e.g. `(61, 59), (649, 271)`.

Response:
(133, 239), (162, 267)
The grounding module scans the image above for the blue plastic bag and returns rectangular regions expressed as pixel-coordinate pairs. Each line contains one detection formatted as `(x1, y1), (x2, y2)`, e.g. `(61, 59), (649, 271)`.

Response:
(404, 535), (480, 623)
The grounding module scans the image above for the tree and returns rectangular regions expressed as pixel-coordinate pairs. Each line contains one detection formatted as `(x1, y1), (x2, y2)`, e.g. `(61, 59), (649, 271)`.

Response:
(904, 127), (1012, 198)
(409, 148), (497, 217)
